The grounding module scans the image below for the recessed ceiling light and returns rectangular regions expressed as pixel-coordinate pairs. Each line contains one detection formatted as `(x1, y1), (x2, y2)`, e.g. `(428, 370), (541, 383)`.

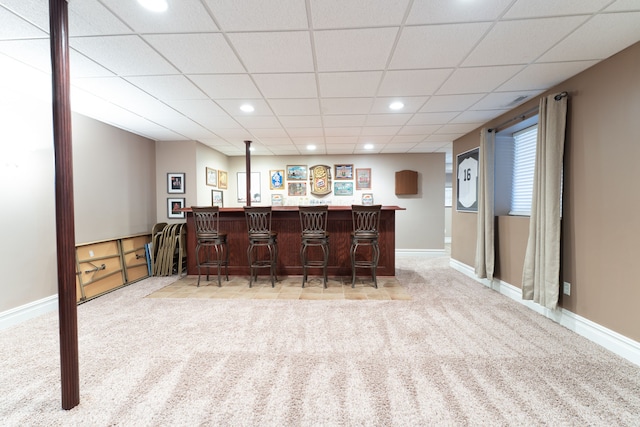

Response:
(137, 0), (168, 12)
(364, 143), (374, 150)
(307, 144), (316, 151)
(389, 101), (404, 110)
(240, 104), (255, 113)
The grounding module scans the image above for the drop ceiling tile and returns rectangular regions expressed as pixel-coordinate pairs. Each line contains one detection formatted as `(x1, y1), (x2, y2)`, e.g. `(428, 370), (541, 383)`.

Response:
(323, 115), (367, 127)
(254, 137), (294, 146)
(310, 0), (410, 28)
(424, 135), (461, 144)
(144, 33), (245, 74)
(397, 125), (440, 135)
(498, 61), (598, 91)
(216, 99), (272, 116)
(370, 97), (428, 114)
(325, 136), (359, 144)
(463, 16), (588, 67)
(407, 0), (514, 24)
(213, 128), (254, 140)
(269, 99), (321, 116)
(269, 146), (303, 155)
(406, 112), (459, 125)
(235, 115), (282, 129)
(471, 91), (541, 110)
(390, 23), (491, 69)
(188, 74), (261, 99)
(0, 39), (50, 72)
(228, 31), (314, 73)
(205, 0), (307, 31)
(292, 136), (325, 144)
(70, 35), (178, 75)
(503, 0), (612, 18)
(164, 99), (232, 118)
(450, 110), (506, 124)
(322, 98), (374, 115)
(436, 123), (481, 134)
(357, 135), (394, 144)
(380, 143), (417, 153)
(538, 12), (640, 62)
(125, 75), (207, 101)
(391, 135), (426, 144)
(324, 143), (357, 153)
(249, 128), (289, 138)
(288, 128), (324, 137)
(68, 0), (131, 36)
(437, 65), (525, 94)
(314, 28), (398, 71)
(253, 73), (318, 98)
(365, 114), (412, 126)
(0, 7), (47, 38)
(420, 94), (485, 112)
(606, 0), (640, 12)
(318, 71), (383, 98)
(279, 115), (323, 128)
(378, 69), (453, 96)
(360, 126), (401, 136)
(324, 127), (362, 137)
(100, 0), (218, 32)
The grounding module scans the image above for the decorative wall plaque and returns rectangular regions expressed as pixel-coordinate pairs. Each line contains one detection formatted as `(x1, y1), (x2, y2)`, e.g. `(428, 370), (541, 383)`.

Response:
(309, 164), (332, 196)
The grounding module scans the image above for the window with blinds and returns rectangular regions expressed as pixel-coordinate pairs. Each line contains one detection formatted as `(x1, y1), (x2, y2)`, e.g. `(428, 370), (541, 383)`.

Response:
(510, 125), (537, 215)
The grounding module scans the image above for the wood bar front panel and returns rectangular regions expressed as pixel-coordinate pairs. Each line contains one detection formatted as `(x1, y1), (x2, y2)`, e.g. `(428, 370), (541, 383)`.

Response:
(185, 208), (398, 277)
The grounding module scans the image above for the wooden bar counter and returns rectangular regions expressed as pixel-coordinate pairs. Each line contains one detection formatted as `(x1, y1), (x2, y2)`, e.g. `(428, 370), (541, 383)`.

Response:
(184, 206), (404, 277)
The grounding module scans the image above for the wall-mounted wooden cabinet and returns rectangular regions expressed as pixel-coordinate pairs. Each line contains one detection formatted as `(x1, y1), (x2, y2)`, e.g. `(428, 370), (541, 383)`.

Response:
(395, 170), (418, 195)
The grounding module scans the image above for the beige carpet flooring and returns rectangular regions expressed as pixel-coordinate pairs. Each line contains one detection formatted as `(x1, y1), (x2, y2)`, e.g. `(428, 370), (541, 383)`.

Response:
(148, 274), (412, 301)
(1, 253), (639, 426)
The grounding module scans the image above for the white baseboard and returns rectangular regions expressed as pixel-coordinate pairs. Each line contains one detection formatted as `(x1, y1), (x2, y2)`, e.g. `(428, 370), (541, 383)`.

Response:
(450, 259), (640, 367)
(0, 295), (58, 331)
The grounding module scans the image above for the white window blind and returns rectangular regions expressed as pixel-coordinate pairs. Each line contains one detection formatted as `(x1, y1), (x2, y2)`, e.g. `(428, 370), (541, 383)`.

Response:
(510, 125), (537, 215)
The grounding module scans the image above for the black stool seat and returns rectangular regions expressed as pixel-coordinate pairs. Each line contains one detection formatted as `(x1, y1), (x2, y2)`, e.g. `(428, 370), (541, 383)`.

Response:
(350, 205), (381, 288)
(299, 205), (329, 288)
(244, 206), (278, 288)
(192, 206), (229, 287)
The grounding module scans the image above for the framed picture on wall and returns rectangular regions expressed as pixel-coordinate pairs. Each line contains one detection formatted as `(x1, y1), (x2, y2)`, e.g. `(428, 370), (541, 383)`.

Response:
(167, 172), (185, 194)
(456, 148), (479, 212)
(355, 168), (371, 190)
(206, 167), (217, 187)
(218, 170), (228, 189)
(288, 182), (307, 196)
(211, 190), (223, 207)
(269, 170), (284, 190)
(287, 165), (307, 180)
(334, 181), (354, 196)
(334, 164), (353, 180)
(167, 197), (185, 219)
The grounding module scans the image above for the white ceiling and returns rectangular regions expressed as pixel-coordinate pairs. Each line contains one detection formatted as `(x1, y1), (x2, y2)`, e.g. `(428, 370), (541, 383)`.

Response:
(1, 0), (639, 164)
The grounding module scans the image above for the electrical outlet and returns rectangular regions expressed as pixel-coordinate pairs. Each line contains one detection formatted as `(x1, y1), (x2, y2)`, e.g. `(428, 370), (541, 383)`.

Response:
(89, 250), (94, 258)
(563, 281), (571, 296)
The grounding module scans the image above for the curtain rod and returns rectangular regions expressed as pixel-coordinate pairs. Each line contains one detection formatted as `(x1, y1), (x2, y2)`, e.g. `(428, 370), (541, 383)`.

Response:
(488, 91), (568, 133)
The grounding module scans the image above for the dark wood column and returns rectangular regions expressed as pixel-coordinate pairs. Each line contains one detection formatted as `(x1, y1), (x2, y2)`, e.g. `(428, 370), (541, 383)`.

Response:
(244, 140), (251, 206)
(49, 0), (80, 410)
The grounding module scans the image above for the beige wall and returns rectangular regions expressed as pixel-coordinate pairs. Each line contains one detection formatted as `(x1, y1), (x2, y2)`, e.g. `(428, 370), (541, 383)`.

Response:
(452, 42), (640, 342)
(0, 97), (157, 314)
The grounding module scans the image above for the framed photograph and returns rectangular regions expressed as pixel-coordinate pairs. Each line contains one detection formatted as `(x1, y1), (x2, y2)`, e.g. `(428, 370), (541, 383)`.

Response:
(237, 172), (261, 203)
(309, 164), (332, 196)
(456, 148), (479, 212)
(356, 168), (371, 190)
(288, 182), (307, 196)
(271, 194), (284, 206)
(335, 164), (353, 180)
(218, 170), (228, 189)
(167, 197), (185, 219)
(167, 172), (185, 194)
(362, 193), (374, 205)
(211, 190), (223, 207)
(334, 181), (354, 196)
(206, 167), (217, 187)
(270, 169), (285, 190)
(287, 165), (307, 181)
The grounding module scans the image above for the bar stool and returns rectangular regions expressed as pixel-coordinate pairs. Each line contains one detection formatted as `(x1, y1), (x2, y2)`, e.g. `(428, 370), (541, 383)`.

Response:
(299, 205), (329, 288)
(192, 206), (229, 287)
(244, 206), (278, 288)
(350, 205), (382, 288)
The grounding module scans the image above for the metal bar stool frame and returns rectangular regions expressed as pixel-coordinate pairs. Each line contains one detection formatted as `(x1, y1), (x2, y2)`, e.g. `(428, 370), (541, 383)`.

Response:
(299, 205), (330, 288)
(192, 206), (229, 287)
(244, 206), (278, 288)
(350, 205), (382, 288)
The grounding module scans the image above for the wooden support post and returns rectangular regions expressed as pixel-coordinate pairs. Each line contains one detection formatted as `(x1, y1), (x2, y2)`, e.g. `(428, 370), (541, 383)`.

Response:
(245, 140), (252, 206)
(49, 0), (80, 410)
